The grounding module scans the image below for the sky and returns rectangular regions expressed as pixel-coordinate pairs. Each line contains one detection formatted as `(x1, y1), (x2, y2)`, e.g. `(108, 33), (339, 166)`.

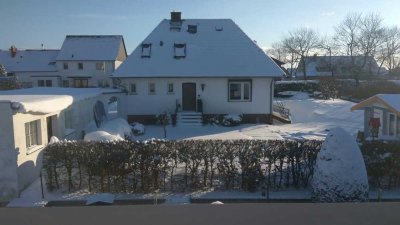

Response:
(1, 0), (400, 53)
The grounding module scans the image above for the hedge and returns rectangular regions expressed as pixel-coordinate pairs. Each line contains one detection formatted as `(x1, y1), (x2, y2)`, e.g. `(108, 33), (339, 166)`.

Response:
(43, 140), (323, 193)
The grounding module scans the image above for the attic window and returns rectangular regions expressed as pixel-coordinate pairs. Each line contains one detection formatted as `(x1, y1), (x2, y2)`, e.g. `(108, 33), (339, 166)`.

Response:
(141, 43), (151, 58)
(174, 43), (186, 59)
(215, 26), (223, 31)
(187, 25), (197, 34)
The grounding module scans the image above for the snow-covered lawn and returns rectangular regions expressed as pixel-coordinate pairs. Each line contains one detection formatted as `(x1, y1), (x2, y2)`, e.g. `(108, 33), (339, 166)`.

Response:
(7, 92), (368, 207)
(135, 92), (363, 141)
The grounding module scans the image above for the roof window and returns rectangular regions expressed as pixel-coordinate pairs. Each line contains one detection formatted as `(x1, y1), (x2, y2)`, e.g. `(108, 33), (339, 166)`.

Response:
(141, 43), (151, 58)
(187, 25), (197, 34)
(174, 43), (186, 59)
(215, 26), (223, 31)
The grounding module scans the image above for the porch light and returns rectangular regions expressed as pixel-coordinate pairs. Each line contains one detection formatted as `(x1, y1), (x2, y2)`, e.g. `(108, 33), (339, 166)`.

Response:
(201, 83), (205, 91)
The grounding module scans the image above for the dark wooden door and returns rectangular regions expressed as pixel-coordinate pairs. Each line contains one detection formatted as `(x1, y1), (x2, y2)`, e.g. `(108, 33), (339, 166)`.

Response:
(182, 83), (196, 111)
(46, 116), (53, 142)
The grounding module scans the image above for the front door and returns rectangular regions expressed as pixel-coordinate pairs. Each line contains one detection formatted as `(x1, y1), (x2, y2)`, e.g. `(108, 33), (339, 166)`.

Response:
(46, 116), (53, 142)
(182, 83), (196, 111)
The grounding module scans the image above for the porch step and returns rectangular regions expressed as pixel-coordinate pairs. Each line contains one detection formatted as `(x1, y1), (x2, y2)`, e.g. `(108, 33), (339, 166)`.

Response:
(177, 112), (203, 126)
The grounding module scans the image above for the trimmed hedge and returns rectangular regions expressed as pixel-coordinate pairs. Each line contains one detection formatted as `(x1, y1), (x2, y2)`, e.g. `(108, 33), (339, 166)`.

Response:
(43, 140), (323, 193)
(361, 141), (400, 189)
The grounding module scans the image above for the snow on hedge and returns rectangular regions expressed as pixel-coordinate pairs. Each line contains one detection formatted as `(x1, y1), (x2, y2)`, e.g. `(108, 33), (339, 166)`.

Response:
(311, 127), (369, 202)
(131, 122), (145, 135)
(84, 118), (132, 142)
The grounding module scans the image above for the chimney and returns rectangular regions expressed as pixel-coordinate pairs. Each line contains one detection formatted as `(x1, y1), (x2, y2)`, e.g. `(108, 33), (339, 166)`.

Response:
(170, 11), (181, 22)
(9, 45), (17, 58)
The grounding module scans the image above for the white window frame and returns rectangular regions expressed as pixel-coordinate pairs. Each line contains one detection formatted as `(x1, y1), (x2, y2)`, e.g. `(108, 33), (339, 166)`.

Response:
(148, 83), (156, 95)
(130, 83), (137, 94)
(63, 63), (68, 70)
(228, 80), (252, 102)
(167, 83), (174, 94)
(387, 112), (397, 136)
(96, 62), (105, 71)
(25, 120), (41, 150)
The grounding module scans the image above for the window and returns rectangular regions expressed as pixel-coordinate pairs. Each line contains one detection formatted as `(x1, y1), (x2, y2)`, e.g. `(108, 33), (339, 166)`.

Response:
(25, 120), (41, 148)
(96, 62), (105, 71)
(64, 110), (73, 129)
(63, 63), (68, 70)
(388, 113), (396, 136)
(130, 83), (137, 94)
(141, 43), (152, 58)
(228, 80), (252, 101)
(73, 79), (88, 88)
(187, 25), (197, 34)
(78, 62), (83, 70)
(63, 80), (69, 87)
(148, 83), (156, 94)
(46, 80), (52, 87)
(174, 43), (186, 59)
(38, 80), (52, 87)
(167, 83), (174, 93)
(38, 80), (44, 87)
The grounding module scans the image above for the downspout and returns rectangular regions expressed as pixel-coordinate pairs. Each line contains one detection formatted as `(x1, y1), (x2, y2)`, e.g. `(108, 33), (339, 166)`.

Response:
(269, 78), (274, 124)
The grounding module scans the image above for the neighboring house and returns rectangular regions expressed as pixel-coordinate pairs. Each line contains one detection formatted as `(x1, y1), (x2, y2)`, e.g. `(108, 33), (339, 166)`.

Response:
(351, 94), (400, 140)
(296, 55), (384, 79)
(113, 12), (285, 125)
(56, 35), (128, 88)
(270, 57), (288, 79)
(0, 47), (60, 87)
(0, 87), (122, 201)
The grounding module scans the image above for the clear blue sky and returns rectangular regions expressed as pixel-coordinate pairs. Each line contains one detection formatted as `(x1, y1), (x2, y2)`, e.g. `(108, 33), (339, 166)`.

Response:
(1, 0), (399, 52)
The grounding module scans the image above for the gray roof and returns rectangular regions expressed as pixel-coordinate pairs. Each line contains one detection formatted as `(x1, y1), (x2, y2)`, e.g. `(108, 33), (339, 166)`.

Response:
(56, 35), (126, 61)
(113, 19), (285, 78)
(0, 49), (59, 72)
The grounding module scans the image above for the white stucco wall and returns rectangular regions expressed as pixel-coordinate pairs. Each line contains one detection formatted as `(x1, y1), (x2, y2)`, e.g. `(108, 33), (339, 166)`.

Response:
(56, 61), (115, 87)
(0, 102), (18, 201)
(118, 77), (273, 117)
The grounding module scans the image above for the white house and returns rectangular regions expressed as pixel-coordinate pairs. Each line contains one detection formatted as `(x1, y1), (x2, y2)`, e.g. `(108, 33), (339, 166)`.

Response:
(296, 55), (385, 79)
(0, 87), (123, 201)
(113, 12), (285, 125)
(0, 47), (60, 87)
(56, 35), (128, 88)
(351, 94), (400, 140)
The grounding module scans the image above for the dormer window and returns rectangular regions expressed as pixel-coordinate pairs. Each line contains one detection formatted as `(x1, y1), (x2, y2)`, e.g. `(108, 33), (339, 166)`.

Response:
(187, 25), (197, 34)
(174, 43), (186, 59)
(215, 26), (223, 31)
(141, 43), (152, 58)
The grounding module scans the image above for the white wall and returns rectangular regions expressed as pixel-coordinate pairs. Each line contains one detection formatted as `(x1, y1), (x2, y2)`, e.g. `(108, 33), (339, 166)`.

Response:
(119, 77), (273, 117)
(13, 71), (60, 87)
(0, 102), (18, 201)
(56, 61), (115, 87)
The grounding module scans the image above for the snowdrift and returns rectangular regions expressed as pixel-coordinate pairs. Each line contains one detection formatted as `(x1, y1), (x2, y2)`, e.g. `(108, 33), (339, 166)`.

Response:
(84, 118), (132, 142)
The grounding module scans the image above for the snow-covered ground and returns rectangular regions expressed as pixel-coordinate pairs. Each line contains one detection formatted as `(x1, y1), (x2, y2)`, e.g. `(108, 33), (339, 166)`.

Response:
(7, 92), (368, 207)
(134, 92), (363, 141)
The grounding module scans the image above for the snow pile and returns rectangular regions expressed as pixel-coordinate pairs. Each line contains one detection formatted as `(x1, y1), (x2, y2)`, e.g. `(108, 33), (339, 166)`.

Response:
(84, 118), (132, 142)
(311, 127), (369, 202)
(222, 114), (242, 126)
(0, 88), (102, 114)
(211, 201), (224, 205)
(131, 122), (145, 135)
(49, 136), (60, 144)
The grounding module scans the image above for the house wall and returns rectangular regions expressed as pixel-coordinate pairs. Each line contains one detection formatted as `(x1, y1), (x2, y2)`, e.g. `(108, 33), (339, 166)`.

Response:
(0, 102), (18, 201)
(363, 105), (400, 140)
(56, 61), (115, 87)
(13, 71), (60, 88)
(119, 77), (274, 123)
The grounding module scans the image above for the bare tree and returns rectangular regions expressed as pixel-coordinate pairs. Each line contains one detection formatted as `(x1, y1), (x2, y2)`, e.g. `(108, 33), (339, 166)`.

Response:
(282, 27), (321, 79)
(358, 13), (385, 75)
(377, 26), (400, 73)
(334, 13), (362, 58)
(266, 42), (299, 77)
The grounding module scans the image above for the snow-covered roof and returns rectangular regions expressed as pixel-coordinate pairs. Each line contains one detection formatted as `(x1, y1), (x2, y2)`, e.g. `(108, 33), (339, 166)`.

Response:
(0, 87), (104, 114)
(351, 94), (400, 115)
(113, 19), (285, 78)
(56, 35), (126, 61)
(297, 55), (382, 77)
(0, 50), (59, 72)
